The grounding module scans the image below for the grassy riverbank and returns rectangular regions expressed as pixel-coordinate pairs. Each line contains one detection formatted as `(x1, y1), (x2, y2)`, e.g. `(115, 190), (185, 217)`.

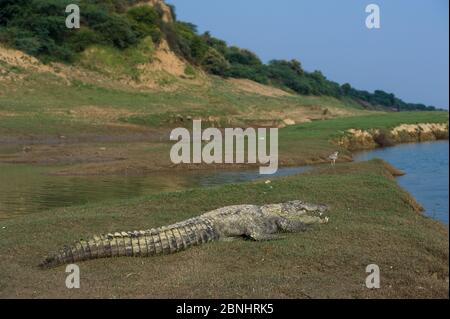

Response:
(278, 111), (449, 165)
(0, 159), (448, 298)
(0, 68), (365, 139)
(0, 108), (448, 176)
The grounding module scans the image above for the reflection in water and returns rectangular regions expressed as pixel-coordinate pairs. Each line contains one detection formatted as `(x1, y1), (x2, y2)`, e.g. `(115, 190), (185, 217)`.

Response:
(0, 141), (448, 224)
(0, 163), (310, 220)
(194, 166), (310, 187)
(354, 141), (449, 224)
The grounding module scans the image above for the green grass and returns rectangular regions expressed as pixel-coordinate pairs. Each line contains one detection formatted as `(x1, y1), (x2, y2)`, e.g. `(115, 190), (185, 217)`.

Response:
(78, 37), (155, 80)
(0, 160), (447, 298)
(283, 111), (449, 139)
(183, 65), (196, 78)
(0, 67), (368, 136)
(1, 59), (446, 140)
(277, 112), (449, 165)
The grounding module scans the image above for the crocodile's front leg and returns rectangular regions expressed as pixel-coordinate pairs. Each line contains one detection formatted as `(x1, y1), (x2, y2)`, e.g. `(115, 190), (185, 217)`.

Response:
(245, 218), (281, 241)
(277, 215), (328, 233)
(249, 233), (283, 241)
(277, 219), (307, 233)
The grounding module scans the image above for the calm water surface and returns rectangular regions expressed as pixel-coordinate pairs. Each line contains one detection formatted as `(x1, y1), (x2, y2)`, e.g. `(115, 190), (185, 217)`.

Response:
(0, 141), (448, 223)
(0, 163), (310, 220)
(354, 141), (449, 224)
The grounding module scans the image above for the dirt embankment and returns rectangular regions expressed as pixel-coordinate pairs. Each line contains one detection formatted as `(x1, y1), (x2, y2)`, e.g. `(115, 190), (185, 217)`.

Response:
(337, 123), (449, 151)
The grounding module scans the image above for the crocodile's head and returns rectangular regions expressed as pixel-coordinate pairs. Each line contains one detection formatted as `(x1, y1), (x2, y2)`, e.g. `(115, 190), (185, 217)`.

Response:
(262, 200), (329, 223)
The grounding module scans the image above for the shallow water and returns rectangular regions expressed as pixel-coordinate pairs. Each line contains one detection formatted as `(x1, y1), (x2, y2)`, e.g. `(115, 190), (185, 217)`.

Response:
(0, 162), (310, 220)
(0, 141), (448, 224)
(354, 141), (449, 224)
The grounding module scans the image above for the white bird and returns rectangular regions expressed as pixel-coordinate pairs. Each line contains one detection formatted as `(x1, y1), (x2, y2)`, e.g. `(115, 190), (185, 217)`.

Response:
(328, 151), (339, 166)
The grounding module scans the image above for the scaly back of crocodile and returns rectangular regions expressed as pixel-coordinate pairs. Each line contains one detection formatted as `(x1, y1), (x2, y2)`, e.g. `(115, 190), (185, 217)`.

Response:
(39, 216), (219, 269)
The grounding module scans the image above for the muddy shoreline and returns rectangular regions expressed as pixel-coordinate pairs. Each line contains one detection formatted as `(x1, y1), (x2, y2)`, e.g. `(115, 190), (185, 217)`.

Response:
(0, 122), (447, 176)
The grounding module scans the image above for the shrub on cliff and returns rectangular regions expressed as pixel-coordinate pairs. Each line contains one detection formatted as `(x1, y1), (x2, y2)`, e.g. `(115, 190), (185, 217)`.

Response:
(201, 48), (230, 76)
(224, 47), (262, 66)
(127, 6), (162, 43)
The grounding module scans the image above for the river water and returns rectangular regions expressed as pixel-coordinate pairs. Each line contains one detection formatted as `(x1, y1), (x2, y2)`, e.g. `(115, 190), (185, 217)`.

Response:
(0, 141), (448, 223)
(354, 141), (449, 224)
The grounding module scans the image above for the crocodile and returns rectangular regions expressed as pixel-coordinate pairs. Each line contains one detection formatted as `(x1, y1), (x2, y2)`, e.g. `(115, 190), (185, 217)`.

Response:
(40, 200), (329, 269)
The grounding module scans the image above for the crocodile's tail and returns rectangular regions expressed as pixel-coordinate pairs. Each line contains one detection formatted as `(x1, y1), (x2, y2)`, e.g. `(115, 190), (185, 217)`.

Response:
(39, 219), (219, 269)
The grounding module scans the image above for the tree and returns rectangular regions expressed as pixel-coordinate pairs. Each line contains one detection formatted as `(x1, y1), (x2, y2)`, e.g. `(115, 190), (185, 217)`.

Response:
(127, 6), (160, 26)
(341, 83), (352, 95)
(289, 59), (303, 75)
(202, 32), (227, 55)
(92, 14), (138, 49)
(225, 47), (262, 66)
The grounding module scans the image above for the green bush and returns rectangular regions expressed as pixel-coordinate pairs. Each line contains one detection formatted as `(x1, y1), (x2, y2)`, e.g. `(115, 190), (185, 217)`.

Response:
(90, 14), (138, 48)
(68, 28), (103, 52)
(184, 65), (196, 77)
(225, 63), (268, 84)
(267, 60), (310, 94)
(168, 22), (209, 63)
(225, 47), (262, 66)
(203, 32), (227, 55)
(14, 35), (43, 56)
(201, 48), (230, 76)
(0, 1), (156, 61)
(127, 6), (159, 25)
(127, 6), (162, 43)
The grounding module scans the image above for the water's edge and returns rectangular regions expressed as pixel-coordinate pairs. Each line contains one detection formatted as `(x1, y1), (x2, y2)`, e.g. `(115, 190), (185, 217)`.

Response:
(0, 141), (448, 224)
(353, 140), (449, 224)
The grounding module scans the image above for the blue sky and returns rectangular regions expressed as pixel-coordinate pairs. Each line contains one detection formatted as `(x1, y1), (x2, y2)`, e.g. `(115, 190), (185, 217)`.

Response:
(167, 0), (449, 109)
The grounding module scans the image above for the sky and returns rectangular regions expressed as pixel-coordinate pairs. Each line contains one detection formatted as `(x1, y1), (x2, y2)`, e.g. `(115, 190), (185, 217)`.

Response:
(167, 0), (449, 109)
